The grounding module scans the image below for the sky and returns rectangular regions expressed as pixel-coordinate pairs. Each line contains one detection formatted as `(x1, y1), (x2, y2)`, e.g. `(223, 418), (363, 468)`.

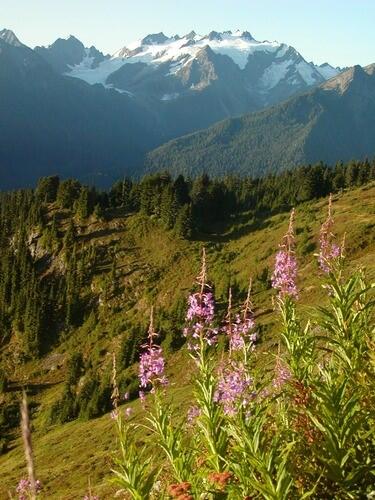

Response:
(1, 0), (375, 67)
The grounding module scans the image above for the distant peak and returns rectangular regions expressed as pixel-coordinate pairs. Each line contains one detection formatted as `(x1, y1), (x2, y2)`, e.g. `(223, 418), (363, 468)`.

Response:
(0, 28), (23, 47)
(364, 63), (375, 76)
(64, 35), (84, 46)
(45, 35), (85, 50)
(185, 31), (197, 40)
(207, 31), (222, 41)
(67, 34), (81, 42)
(322, 64), (367, 93)
(240, 30), (254, 40)
(141, 32), (169, 45)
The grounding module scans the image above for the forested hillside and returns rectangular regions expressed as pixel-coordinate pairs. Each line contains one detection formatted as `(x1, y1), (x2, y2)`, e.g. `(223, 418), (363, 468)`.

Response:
(145, 65), (375, 177)
(0, 162), (374, 497)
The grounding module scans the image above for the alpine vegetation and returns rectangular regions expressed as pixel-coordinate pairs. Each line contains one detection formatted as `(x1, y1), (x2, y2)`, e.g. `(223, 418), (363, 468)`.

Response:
(111, 198), (375, 499)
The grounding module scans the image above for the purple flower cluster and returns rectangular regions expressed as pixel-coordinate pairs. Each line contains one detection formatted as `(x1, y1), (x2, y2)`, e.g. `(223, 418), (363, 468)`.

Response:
(16, 478), (42, 499)
(139, 345), (168, 388)
(184, 291), (218, 348)
(186, 291), (215, 323)
(271, 209), (298, 299)
(272, 250), (298, 299)
(187, 405), (201, 425)
(214, 363), (253, 416)
(138, 308), (168, 392)
(318, 195), (341, 273)
(227, 314), (257, 351)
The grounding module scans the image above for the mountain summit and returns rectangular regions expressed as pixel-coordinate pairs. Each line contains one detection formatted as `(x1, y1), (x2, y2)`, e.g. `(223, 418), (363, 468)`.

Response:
(0, 28), (23, 47)
(35, 35), (108, 73)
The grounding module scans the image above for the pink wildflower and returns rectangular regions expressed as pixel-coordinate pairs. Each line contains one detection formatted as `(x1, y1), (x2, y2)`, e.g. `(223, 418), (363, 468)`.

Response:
(139, 346), (167, 388)
(272, 208), (298, 299)
(224, 281), (257, 352)
(187, 405), (201, 425)
(184, 248), (218, 349)
(139, 308), (168, 390)
(318, 194), (342, 273)
(16, 478), (42, 499)
(214, 362), (253, 416)
(125, 407), (133, 418)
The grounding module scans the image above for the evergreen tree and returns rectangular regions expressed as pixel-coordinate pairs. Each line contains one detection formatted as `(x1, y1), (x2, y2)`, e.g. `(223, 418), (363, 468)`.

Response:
(160, 186), (179, 230)
(63, 219), (76, 249)
(36, 176), (60, 203)
(175, 204), (193, 239)
(173, 175), (190, 205)
(75, 187), (91, 220)
(57, 179), (81, 209)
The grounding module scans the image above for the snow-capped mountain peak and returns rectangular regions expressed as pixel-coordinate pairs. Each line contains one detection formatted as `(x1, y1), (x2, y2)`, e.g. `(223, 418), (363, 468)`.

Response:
(141, 32), (169, 45)
(109, 30), (286, 73)
(37, 29), (342, 109)
(0, 29), (23, 47)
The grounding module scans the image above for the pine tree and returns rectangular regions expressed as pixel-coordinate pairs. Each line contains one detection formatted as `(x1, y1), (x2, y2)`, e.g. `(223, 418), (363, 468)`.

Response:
(36, 176), (60, 203)
(57, 179), (81, 209)
(63, 219), (76, 249)
(75, 187), (91, 220)
(160, 186), (179, 230)
(175, 204), (193, 239)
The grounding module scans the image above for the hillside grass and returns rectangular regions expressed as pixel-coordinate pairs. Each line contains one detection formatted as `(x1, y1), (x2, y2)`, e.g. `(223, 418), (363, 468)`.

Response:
(1, 183), (374, 498)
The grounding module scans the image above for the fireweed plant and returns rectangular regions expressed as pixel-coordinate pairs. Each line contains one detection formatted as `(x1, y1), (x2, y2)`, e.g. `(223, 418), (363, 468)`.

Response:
(111, 198), (375, 499)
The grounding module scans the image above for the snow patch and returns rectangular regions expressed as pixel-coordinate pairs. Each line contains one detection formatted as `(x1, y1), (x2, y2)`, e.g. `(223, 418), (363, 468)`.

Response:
(67, 56), (126, 85)
(104, 84), (134, 96)
(161, 93), (179, 101)
(275, 44), (289, 58)
(315, 63), (339, 80)
(260, 59), (294, 89)
(296, 61), (319, 85)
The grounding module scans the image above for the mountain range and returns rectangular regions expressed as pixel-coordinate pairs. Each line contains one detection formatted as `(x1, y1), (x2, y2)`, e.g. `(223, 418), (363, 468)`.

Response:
(40, 29), (339, 107)
(0, 29), (162, 189)
(35, 30), (340, 137)
(1, 27), (374, 188)
(145, 64), (375, 177)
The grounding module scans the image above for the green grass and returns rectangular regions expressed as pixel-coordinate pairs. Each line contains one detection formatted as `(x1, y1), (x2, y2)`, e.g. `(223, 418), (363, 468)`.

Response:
(1, 183), (374, 498)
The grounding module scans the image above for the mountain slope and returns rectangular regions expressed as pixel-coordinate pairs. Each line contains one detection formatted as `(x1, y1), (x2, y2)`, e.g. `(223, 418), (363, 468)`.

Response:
(0, 35), (162, 189)
(145, 64), (375, 177)
(0, 182), (374, 498)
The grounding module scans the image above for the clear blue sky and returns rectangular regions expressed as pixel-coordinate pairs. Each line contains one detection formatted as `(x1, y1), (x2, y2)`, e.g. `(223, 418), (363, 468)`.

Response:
(2, 0), (374, 67)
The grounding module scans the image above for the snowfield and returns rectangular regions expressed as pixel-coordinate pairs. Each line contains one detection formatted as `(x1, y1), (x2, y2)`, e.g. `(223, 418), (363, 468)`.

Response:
(65, 30), (340, 94)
